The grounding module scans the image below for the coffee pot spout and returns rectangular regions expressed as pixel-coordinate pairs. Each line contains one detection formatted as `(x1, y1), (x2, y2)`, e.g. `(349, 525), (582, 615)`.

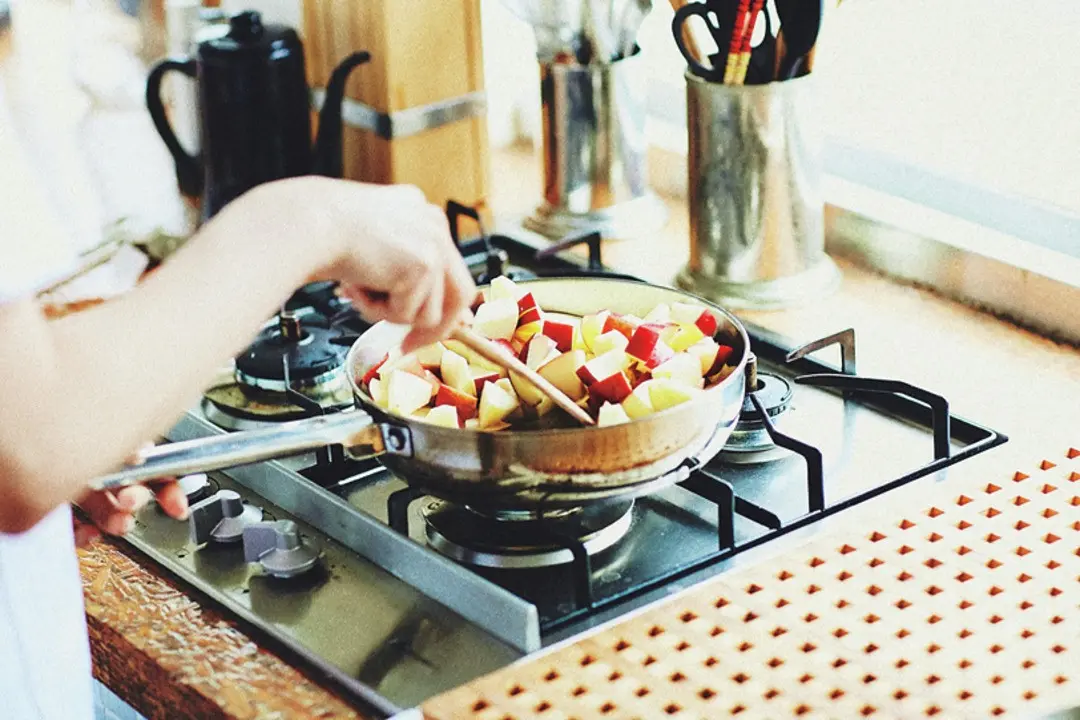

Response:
(312, 52), (371, 179)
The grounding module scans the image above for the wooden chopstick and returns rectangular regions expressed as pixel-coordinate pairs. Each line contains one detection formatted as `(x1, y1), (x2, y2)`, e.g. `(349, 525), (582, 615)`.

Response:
(449, 327), (596, 426)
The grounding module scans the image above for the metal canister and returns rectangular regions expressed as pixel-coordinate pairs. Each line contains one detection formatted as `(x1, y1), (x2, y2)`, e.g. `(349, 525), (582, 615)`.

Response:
(523, 51), (667, 241)
(676, 72), (839, 309)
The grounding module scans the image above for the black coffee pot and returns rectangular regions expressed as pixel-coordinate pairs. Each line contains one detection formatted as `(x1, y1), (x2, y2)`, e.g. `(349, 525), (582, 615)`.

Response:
(146, 11), (369, 219)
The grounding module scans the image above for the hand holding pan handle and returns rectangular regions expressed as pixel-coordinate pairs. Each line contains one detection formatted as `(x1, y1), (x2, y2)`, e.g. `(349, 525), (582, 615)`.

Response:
(88, 412), (382, 492)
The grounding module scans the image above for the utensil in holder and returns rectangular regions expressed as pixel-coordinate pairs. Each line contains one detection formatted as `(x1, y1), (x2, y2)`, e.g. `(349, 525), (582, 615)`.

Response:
(675, 71), (839, 309)
(524, 50), (667, 241)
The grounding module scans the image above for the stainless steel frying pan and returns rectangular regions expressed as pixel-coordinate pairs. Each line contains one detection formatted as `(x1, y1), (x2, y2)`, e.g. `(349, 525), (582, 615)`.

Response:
(90, 279), (750, 510)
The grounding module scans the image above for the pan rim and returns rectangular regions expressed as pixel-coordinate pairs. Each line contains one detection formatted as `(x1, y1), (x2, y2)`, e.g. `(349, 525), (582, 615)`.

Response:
(345, 277), (751, 436)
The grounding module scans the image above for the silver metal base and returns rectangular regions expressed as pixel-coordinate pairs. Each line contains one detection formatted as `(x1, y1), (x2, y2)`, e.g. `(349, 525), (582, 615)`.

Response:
(676, 255), (841, 311)
(523, 192), (669, 242)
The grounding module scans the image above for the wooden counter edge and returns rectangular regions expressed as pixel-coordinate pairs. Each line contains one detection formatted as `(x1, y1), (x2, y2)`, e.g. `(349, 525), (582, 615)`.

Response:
(79, 537), (367, 720)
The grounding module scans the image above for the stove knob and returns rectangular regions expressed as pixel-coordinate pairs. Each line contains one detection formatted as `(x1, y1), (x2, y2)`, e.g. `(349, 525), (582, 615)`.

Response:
(189, 490), (264, 545)
(177, 473), (211, 504)
(242, 520), (321, 578)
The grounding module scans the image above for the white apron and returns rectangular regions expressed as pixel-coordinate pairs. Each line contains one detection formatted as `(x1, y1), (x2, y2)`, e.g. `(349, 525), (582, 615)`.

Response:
(0, 266), (94, 719)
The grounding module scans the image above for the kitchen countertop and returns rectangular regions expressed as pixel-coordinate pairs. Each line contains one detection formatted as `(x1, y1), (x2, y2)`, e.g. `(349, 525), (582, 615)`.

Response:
(2, 4), (1078, 718)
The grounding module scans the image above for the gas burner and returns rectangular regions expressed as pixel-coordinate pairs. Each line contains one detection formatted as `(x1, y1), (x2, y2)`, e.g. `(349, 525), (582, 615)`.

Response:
(235, 310), (348, 392)
(721, 359), (794, 462)
(203, 310), (353, 429)
(422, 499), (634, 569)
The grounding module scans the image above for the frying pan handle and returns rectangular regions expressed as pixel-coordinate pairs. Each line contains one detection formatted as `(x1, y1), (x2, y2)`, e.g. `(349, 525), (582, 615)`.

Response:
(88, 412), (381, 492)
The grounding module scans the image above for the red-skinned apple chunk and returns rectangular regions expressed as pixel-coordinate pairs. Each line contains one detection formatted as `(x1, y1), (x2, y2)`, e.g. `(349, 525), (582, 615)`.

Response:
(542, 319), (576, 352)
(625, 324), (675, 369)
(590, 370), (633, 403)
(602, 313), (640, 341)
(576, 349), (626, 386)
(435, 383), (479, 422)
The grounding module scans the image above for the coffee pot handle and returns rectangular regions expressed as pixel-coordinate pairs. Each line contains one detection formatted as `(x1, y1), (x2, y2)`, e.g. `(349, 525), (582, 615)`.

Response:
(146, 58), (202, 198)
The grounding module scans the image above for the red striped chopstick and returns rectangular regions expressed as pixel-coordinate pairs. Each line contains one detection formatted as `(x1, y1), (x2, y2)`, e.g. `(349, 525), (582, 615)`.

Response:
(721, 0), (750, 84)
(730, 0), (765, 85)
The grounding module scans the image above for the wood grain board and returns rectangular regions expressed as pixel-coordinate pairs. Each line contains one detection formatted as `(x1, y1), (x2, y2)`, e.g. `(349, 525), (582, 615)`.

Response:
(301, 0), (490, 213)
(422, 440), (1080, 719)
(79, 539), (366, 720)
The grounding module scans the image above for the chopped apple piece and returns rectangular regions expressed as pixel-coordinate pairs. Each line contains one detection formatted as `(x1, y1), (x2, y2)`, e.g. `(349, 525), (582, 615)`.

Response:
(517, 291), (539, 314)
(368, 377), (389, 409)
(479, 380), (518, 428)
(576, 349), (627, 385)
(435, 383), (478, 422)
(571, 325), (587, 351)
(493, 338), (516, 357)
(441, 340), (496, 376)
(488, 276), (522, 301)
(525, 334), (561, 370)
(513, 320), (543, 345)
(542, 319), (577, 352)
(580, 310), (610, 351)
(518, 306), (543, 324)
(648, 378), (700, 411)
(643, 303), (671, 323)
(440, 349), (476, 397)
(625, 324), (676, 369)
(414, 342), (446, 369)
(472, 298), (519, 341)
(464, 418), (480, 430)
(688, 340), (736, 377)
(590, 329), (629, 357)
(671, 302), (719, 336)
(424, 405), (461, 428)
(509, 370), (545, 407)
(494, 377), (516, 396)
(377, 352), (413, 379)
(472, 368), (500, 395)
(621, 382), (655, 419)
(590, 370), (633, 403)
(598, 402), (631, 426)
(537, 350), (587, 400)
(387, 370), (435, 416)
(653, 353), (705, 389)
(410, 407), (430, 419)
(668, 324), (705, 352)
(687, 338), (720, 375)
(602, 313), (642, 341)
(360, 353), (389, 386)
(656, 323), (681, 345)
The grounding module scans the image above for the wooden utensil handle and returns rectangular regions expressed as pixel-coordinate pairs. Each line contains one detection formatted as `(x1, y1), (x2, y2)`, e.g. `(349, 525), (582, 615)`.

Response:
(450, 328), (596, 426)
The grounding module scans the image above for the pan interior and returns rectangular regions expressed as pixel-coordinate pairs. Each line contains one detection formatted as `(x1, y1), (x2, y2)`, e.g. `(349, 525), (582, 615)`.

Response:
(346, 278), (750, 433)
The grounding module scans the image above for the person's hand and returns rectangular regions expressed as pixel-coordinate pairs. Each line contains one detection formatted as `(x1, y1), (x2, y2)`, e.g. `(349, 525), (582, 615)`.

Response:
(239, 178), (477, 352)
(73, 482), (189, 547)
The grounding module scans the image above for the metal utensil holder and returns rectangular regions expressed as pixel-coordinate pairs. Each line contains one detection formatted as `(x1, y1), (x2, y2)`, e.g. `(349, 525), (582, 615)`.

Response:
(676, 72), (839, 309)
(524, 50), (667, 241)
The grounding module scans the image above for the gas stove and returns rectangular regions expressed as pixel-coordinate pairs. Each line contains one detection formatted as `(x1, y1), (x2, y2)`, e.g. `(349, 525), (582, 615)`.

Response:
(121, 205), (1007, 718)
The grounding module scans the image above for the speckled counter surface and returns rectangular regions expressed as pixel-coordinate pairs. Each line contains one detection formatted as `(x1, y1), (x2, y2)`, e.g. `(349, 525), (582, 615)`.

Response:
(78, 537), (365, 720)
